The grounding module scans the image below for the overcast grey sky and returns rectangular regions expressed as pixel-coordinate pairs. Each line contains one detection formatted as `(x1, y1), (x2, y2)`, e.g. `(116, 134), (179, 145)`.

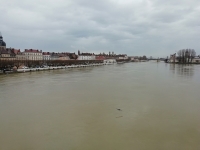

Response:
(0, 0), (200, 57)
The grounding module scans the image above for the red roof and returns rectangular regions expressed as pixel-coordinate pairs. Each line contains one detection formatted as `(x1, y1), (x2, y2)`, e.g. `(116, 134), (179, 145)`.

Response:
(42, 52), (50, 55)
(12, 49), (21, 54)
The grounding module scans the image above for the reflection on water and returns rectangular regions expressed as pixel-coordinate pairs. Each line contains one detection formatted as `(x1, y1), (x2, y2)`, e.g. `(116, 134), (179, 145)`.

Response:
(0, 62), (200, 150)
(169, 64), (194, 77)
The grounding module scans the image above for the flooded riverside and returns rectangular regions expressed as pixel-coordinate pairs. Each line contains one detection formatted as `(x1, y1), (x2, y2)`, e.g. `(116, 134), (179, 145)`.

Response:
(0, 62), (200, 150)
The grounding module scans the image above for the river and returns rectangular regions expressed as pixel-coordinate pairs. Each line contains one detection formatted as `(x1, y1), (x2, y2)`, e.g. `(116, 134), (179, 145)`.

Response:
(0, 62), (200, 150)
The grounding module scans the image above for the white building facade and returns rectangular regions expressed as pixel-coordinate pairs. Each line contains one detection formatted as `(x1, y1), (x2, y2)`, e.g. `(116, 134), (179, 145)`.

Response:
(43, 52), (51, 61)
(77, 55), (96, 60)
(192, 56), (200, 63)
(24, 49), (43, 60)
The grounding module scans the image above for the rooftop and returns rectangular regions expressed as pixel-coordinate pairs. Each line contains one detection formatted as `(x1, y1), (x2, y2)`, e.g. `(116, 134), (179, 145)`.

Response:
(25, 49), (42, 53)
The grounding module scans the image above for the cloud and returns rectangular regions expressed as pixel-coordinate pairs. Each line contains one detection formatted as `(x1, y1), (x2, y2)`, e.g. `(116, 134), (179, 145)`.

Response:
(0, 0), (200, 57)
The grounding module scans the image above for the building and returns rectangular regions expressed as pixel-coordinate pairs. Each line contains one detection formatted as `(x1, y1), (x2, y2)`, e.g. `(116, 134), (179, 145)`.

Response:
(95, 55), (105, 60)
(43, 52), (51, 61)
(0, 32), (6, 52)
(0, 32), (8, 59)
(58, 53), (70, 60)
(0, 33), (16, 60)
(169, 53), (178, 63)
(77, 51), (95, 60)
(6, 48), (17, 60)
(10, 49), (26, 60)
(68, 53), (78, 60)
(0, 50), (10, 60)
(77, 54), (95, 60)
(24, 49), (43, 60)
(117, 54), (128, 60)
(16, 51), (26, 60)
(129, 56), (135, 61)
(192, 56), (200, 63)
(50, 52), (59, 60)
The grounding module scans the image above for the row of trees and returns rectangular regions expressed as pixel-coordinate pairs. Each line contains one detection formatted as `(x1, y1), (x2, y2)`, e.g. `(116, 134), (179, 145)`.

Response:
(0, 60), (103, 70)
(177, 49), (196, 63)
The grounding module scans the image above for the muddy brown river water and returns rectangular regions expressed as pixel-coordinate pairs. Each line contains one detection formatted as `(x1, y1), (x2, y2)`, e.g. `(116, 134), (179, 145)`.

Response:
(0, 62), (200, 150)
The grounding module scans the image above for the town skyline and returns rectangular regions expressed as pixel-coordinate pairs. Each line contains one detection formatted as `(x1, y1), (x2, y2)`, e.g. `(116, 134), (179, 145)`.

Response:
(1, 0), (200, 57)
(0, 32), (143, 58)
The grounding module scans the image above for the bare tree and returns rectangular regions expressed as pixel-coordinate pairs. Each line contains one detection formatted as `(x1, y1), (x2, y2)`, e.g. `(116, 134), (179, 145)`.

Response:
(188, 49), (191, 63)
(181, 49), (185, 63)
(191, 49), (196, 62)
(177, 49), (196, 63)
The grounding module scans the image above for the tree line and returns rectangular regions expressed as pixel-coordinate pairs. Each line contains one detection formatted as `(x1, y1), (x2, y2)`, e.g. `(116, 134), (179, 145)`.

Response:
(177, 49), (196, 63)
(0, 59), (103, 70)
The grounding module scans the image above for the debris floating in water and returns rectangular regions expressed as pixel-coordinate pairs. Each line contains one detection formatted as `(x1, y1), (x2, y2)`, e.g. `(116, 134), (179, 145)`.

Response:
(116, 108), (122, 111)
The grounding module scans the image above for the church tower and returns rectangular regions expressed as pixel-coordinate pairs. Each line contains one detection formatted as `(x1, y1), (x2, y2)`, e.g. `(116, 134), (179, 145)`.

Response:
(0, 32), (6, 52)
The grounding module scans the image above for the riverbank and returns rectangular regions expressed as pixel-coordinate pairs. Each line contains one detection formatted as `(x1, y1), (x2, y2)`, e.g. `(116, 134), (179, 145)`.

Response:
(0, 62), (116, 75)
